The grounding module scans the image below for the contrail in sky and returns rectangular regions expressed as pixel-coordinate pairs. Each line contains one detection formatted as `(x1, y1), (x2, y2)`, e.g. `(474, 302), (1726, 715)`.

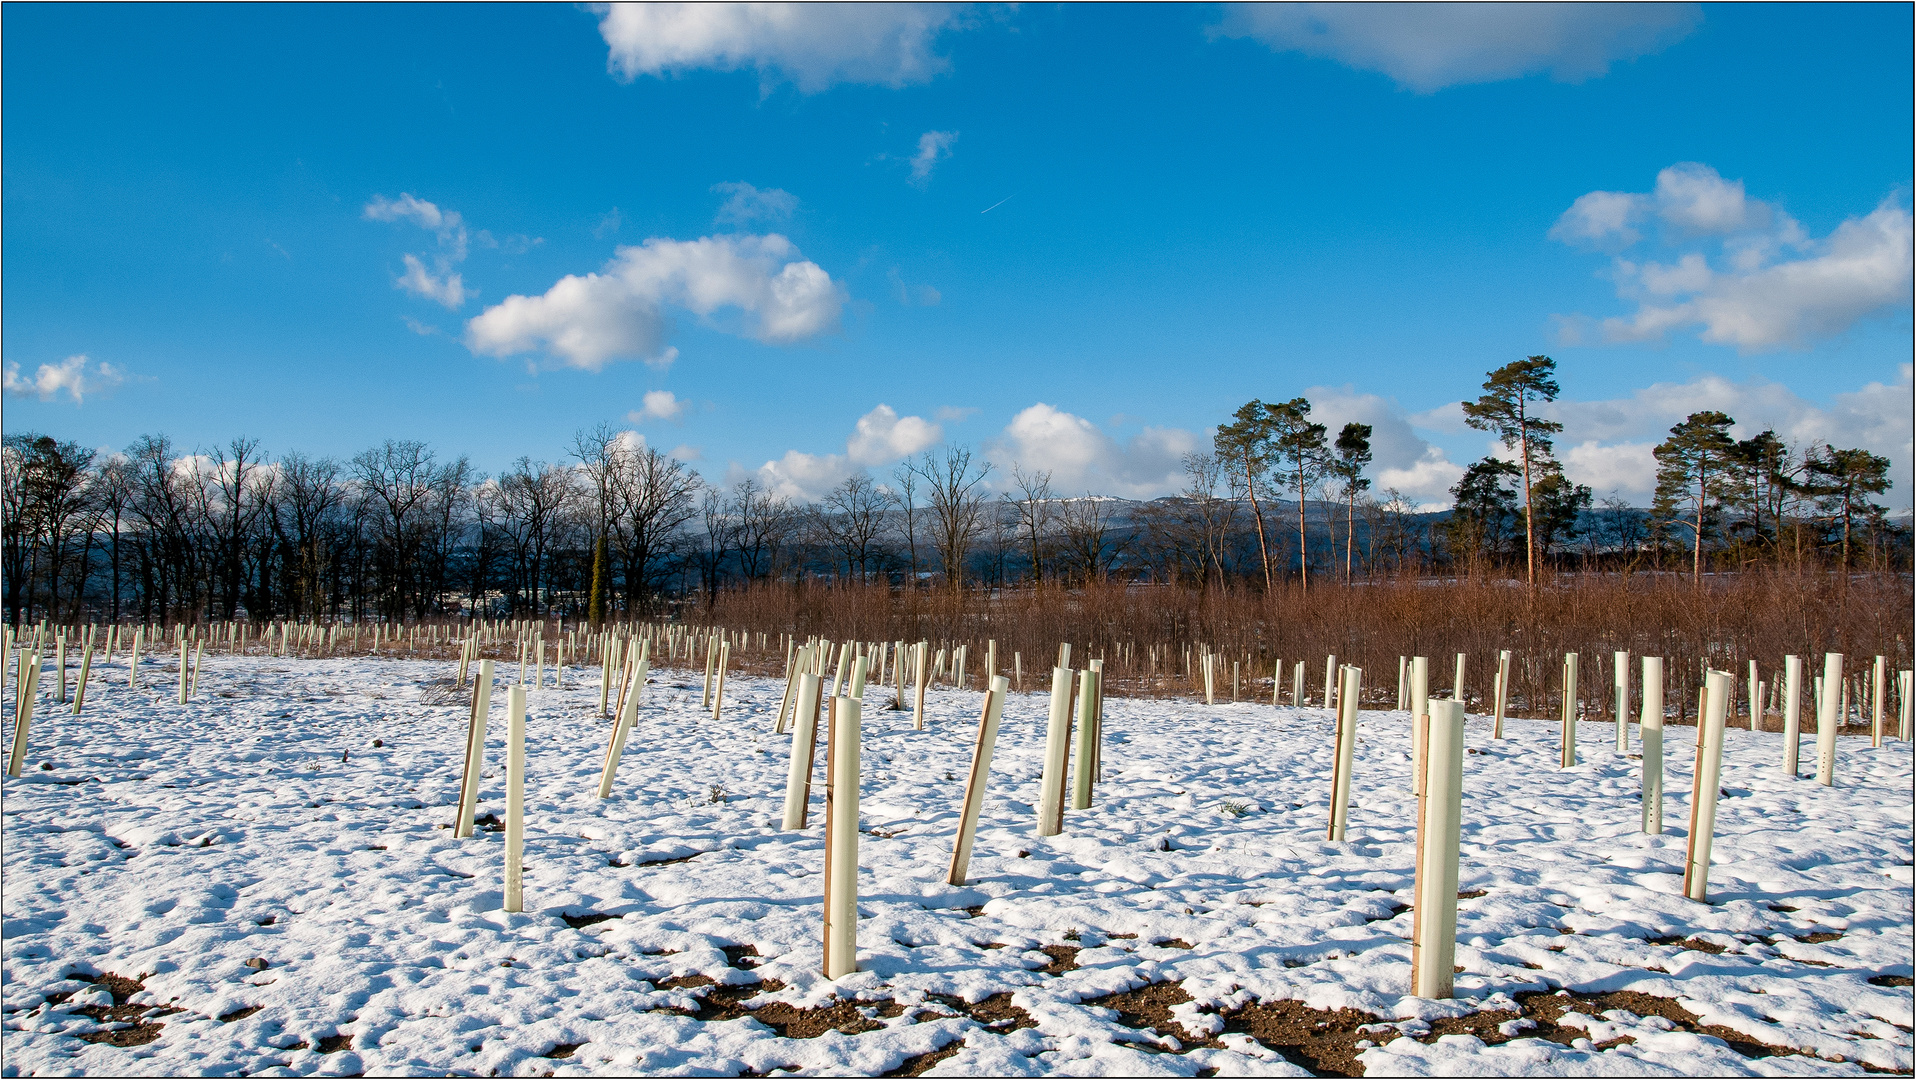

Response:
(980, 194), (1015, 214)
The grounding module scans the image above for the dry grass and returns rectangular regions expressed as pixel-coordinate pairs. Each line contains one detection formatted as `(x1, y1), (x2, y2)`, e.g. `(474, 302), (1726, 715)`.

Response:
(692, 571), (1911, 725)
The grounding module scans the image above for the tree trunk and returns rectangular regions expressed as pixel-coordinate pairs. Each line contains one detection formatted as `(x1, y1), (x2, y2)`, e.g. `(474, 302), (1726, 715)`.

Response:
(1243, 451), (1272, 592)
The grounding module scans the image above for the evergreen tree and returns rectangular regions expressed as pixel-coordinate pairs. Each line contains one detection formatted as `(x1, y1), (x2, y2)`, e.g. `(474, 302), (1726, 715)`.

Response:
(1331, 422), (1373, 582)
(1266, 398), (1328, 592)
(1445, 457), (1520, 568)
(1215, 401), (1280, 591)
(1802, 444), (1893, 568)
(1461, 356), (1564, 587)
(1652, 410), (1742, 582)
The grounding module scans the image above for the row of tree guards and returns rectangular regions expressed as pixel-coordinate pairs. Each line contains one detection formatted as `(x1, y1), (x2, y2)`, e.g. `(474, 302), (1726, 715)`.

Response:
(3, 619), (1912, 1000)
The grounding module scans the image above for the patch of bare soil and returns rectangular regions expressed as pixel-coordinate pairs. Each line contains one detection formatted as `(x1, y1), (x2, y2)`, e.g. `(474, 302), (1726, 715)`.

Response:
(1036, 945), (1080, 975)
(1082, 982), (1219, 1047)
(55, 973), (179, 1047)
(1646, 935), (1728, 954)
(926, 992), (1037, 1032)
(883, 1039), (966, 1076)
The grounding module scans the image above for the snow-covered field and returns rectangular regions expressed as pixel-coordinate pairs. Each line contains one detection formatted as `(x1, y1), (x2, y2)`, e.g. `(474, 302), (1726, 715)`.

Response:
(3, 654), (1910, 1077)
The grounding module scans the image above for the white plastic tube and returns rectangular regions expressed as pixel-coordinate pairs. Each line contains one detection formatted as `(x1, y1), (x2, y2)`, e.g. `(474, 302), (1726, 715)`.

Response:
(1816, 652), (1843, 786)
(782, 673), (823, 830)
(948, 676), (1009, 885)
(1782, 655), (1803, 776)
(1683, 670), (1732, 902)
(1036, 666), (1074, 836)
(504, 686), (526, 913)
(822, 695), (861, 978)
(1411, 698), (1464, 999)
(1328, 665), (1361, 841)
(1641, 656), (1664, 834)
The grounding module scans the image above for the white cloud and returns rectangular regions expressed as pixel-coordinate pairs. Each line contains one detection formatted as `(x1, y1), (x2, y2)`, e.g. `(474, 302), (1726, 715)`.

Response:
(1600, 200), (1911, 351)
(758, 405), (946, 501)
(991, 403), (1198, 499)
(910, 130), (957, 184)
(756, 449), (852, 500)
(1549, 163), (1782, 250)
(365, 193), (469, 260)
(714, 182), (798, 224)
(397, 254), (469, 308)
(3, 354), (126, 405)
(594, 208), (623, 238)
(847, 404), (942, 465)
(595, 2), (964, 92)
(756, 403), (944, 499)
(465, 233), (845, 371)
(1214, 2), (1700, 92)
(1307, 386), (1466, 508)
(1551, 164), (1912, 351)
(629, 389), (688, 423)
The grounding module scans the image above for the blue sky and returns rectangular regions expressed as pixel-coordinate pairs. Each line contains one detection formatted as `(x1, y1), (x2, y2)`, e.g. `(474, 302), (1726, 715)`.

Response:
(5, 3), (1911, 507)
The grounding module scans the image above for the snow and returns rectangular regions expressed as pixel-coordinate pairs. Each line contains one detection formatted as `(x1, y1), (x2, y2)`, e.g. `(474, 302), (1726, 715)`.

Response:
(3, 653), (1911, 1076)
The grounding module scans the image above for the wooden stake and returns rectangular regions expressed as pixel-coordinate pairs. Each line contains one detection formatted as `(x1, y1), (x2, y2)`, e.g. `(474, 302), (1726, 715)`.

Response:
(1410, 698), (1465, 999)
(948, 676), (1009, 885)
(1036, 666), (1074, 836)
(1682, 670), (1732, 902)
(1641, 656), (1664, 834)
(822, 695), (861, 978)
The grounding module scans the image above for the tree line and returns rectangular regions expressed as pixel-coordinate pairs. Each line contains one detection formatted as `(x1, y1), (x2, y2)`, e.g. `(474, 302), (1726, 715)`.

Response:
(3, 359), (1905, 626)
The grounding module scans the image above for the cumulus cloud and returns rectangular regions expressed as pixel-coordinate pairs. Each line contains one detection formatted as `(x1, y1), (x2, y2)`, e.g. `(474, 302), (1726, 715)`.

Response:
(757, 449), (854, 500)
(990, 403), (1199, 499)
(595, 2), (965, 92)
(756, 403), (945, 499)
(1551, 164), (1912, 351)
(1306, 386), (1467, 508)
(628, 389), (688, 423)
(1213, 2), (1700, 92)
(910, 130), (957, 184)
(465, 233), (845, 371)
(1549, 163), (1778, 250)
(714, 182), (798, 224)
(397, 254), (469, 309)
(847, 404), (942, 465)
(3, 354), (126, 405)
